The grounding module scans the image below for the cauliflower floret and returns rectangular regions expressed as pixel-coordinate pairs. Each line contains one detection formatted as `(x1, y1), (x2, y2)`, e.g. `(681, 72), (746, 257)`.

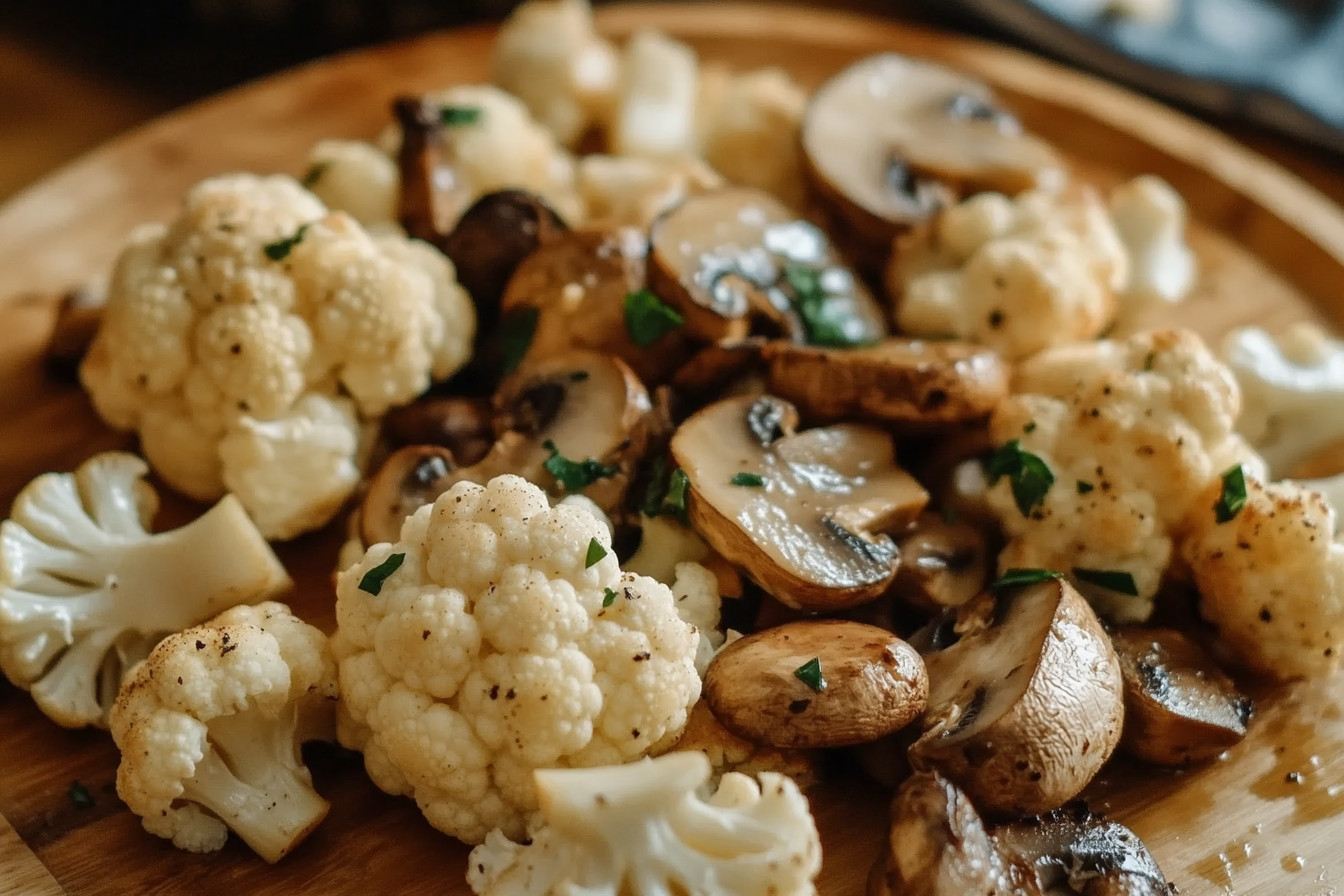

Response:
(577, 154), (723, 228)
(466, 751), (821, 896)
(301, 139), (399, 231)
(0, 452), (289, 728)
(670, 561), (724, 676)
(1109, 175), (1196, 332)
(109, 601), (338, 861)
(79, 174), (476, 538)
(610, 30), (699, 159)
(1182, 475), (1344, 680)
(624, 516), (724, 674)
(695, 64), (808, 210)
(984, 329), (1257, 622)
(1222, 323), (1344, 476)
(333, 474), (701, 844)
(888, 187), (1128, 360)
(493, 0), (618, 147)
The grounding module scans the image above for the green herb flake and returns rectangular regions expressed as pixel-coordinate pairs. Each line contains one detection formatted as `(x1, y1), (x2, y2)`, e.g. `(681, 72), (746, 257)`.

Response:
(300, 161), (328, 188)
(440, 105), (483, 127)
(67, 780), (94, 809)
(730, 472), (765, 488)
(989, 568), (1063, 591)
(359, 552), (406, 596)
(662, 468), (690, 524)
(1023, 421), (1037, 433)
(640, 456), (671, 517)
(542, 440), (619, 492)
(263, 223), (311, 261)
(585, 538), (608, 569)
(984, 439), (1054, 516)
(782, 263), (870, 348)
(498, 306), (539, 375)
(623, 289), (684, 347)
(1215, 464), (1247, 524)
(569, 371), (590, 383)
(1073, 567), (1139, 596)
(603, 587), (619, 608)
(1076, 480), (1095, 495)
(793, 657), (826, 692)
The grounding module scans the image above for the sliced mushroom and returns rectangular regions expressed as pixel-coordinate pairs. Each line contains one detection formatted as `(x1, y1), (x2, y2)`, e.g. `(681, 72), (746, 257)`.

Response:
(671, 394), (929, 610)
(667, 337), (767, 404)
(648, 186), (887, 345)
(498, 227), (692, 385)
(359, 445), (458, 547)
(44, 284), (106, 378)
(803, 53), (1065, 253)
(908, 578), (1124, 817)
(761, 338), (1009, 428)
(704, 619), (927, 749)
(1110, 627), (1252, 766)
(891, 512), (989, 613)
(995, 804), (1173, 896)
(393, 95), (463, 241)
(379, 395), (494, 466)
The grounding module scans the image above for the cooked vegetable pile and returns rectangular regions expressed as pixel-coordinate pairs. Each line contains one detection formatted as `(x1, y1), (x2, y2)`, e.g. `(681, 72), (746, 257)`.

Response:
(5, 0), (1344, 892)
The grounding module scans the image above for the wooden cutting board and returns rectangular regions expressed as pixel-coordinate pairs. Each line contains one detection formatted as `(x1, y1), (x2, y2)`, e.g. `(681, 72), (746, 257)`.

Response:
(2, 4), (1344, 894)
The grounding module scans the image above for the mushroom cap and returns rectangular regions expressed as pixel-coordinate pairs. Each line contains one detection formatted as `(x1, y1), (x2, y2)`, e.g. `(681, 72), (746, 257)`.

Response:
(761, 338), (1009, 429)
(359, 444), (457, 547)
(671, 394), (929, 610)
(703, 619), (928, 749)
(994, 804), (1172, 895)
(909, 578), (1124, 816)
(891, 512), (991, 613)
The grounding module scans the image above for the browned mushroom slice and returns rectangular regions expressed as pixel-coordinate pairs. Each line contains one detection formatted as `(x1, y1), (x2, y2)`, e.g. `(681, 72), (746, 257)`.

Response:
(891, 512), (990, 612)
(1110, 627), (1252, 766)
(648, 186), (887, 345)
(803, 53), (1065, 252)
(359, 445), (458, 546)
(379, 395), (494, 466)
(704, 620), (928, 749)
(908, 578), (1124, 817)
(671, 394), (928, 610)
(761, 338), (1009, 428)
(667, 338), (768, 403)
(392, 95), (464, 241)
(995, 805), (1173, 896)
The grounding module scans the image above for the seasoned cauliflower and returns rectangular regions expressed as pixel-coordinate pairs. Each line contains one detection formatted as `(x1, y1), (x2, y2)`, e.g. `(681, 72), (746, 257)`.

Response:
(493, 0), (618, 147)
(610, 30), (699, 159)
(696, 64), (809, 210)
(1109, 175), (1196, 331)
(332, 474), (701, 844)
(466, 751), (821, 896)
(110, 601), (337, 861)
(1222, 323), (1344, 476)
(301, 139), (399, 231)
(1182, 473), (1344, 680)
(78, 174), (475, 538)
(985, 329), (1259, 621)
(888, 187), (1128, 360)
(577, 154), (723, 228)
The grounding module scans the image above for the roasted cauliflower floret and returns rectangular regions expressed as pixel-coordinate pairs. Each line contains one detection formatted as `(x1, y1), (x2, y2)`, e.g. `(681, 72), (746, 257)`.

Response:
(332, 474), (701, 844)
(695, 64), (808, 210)
(1109, 174), (1196, 330)
(301, 139), (400, 231)
(888, 187), (1128, 360)
(610, 29), (700, 159)
(78, 173), (475, 538)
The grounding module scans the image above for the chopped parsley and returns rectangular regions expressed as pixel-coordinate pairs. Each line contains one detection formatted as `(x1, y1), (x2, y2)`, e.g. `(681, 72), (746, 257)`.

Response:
(623, 289), (684, 347)
(662, 468), (690, 523)
(439, 105), (483, 127)
(640, 460), (690, 524)
(984, 440), (1054, 516)
(730, 472), (765, 488)
(1073, 567), (1139, 596)
(585, 538), (607, 569)
(300, 161), (328, 188)
(542, 440), (618, 492)
(263, 223), (310, 261)
(603, 587), (619, 608)
(1215, 464), (1247, 524)
(782, 263), (868, 348)
(1076, 480), (1095, 495)
(989, 568), (1063, 591)
(67, 780), (94, 809)
(1023, 421), (1037, 433)
(359, 552), (406, 596)
(498, 306), (539, 375)
(793, 657), (827, 692)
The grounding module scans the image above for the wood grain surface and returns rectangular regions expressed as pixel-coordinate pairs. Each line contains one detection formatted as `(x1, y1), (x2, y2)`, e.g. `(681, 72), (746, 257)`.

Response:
(1, 5), (1344, 895)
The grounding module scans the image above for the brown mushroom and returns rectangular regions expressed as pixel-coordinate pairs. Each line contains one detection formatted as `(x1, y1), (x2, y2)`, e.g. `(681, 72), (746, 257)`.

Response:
(704, 619), (927, 749)
(44, 284), (105, 378)
(803, 53), (1065, 254)
(891, 512), (990, 613)
(359, 445), (458, 547)
(667, 338), (768, 404)
(379, 395), (494, 466)
(393, 95), (461, 241)
(670, 394), (929, 610)
(498, 227), (693, 385)
(1110, 627), (1252, 766)
(648, 186), (887, 345)
(995, 804), (1174, 895)
(761, 338), (1009, 428)
(908, 577), (1124, 817)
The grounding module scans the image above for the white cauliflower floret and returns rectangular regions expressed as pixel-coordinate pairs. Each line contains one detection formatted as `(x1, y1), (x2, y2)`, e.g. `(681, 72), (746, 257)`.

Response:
(1222, 323), (1344, 476)
(696, 64), (808, 210)
(332, 474), (701, 844)
(493, 0), (618, 147)
(984, 329), (1257, 622)
(466, 751), (821, 896)
(1109, 175), (1196, 329)
(0, 452), (289, 728)
(624, 516), (723, 674)
(577, 154), (723, 228)
(1182, 474), (1344, 680)
(889, 187), (1128, 360)
(301, 139), (399, 231)
(610, 30), (699, 159)
(109, 601), (338, 861)
(78, 174), (475, 538)
(671, 561), (724, 676)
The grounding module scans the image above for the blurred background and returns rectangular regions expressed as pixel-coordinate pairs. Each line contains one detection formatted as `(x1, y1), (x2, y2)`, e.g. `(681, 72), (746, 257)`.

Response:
(1, 0), (1341, 203)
